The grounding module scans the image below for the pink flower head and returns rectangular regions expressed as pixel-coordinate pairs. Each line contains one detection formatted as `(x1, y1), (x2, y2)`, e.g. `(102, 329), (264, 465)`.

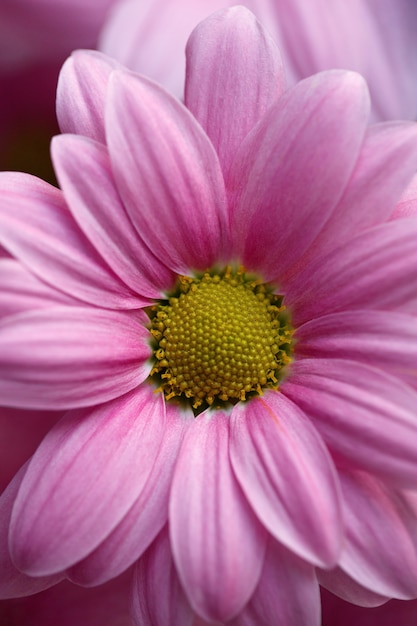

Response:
(1, 6), (417, 625)
(100, 0), (417, 121)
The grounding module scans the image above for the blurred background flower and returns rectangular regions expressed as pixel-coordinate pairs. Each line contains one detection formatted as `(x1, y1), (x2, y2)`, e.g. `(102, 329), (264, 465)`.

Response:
(0, 0), (117, 182)
(100, 0), (417, 121)
(1, 0), (416, 182)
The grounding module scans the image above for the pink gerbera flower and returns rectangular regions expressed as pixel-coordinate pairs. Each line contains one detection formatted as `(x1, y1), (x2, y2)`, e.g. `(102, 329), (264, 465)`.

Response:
(1, 7), (417, 625)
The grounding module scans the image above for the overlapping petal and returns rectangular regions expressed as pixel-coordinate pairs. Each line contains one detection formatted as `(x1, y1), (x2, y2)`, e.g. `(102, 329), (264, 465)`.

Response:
(9, 386), (165, 575)
(56, 49), (121, 143)
(336, 469), (417, 599)
(106, 69), (228, 274)
(0, 172), (142, 309)
(69, 403), (190, 586)
(318, 568), (389, 608)
(295, 310), (417, 388)
(0, 466), (64, 599)
(0, 259), (76, 318)
(0, 306), (150, 409)
(52, 133), (174, 299)
(230, 391), (341, 568)
(286, 218), (417, 325)
(131, 527), (194, 626)
(300, 122), (417, 262)
(282, 359), (417, 486)
(231, 538), (320, 626)
(229, 70), (369, 281)
(185, 6), (284, 180)
(170, 412), (267, 623)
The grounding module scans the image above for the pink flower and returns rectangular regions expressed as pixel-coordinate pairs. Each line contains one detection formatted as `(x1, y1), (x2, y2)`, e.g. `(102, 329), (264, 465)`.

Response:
(100, 0), (417, 121)
(1, 6), (417, 625)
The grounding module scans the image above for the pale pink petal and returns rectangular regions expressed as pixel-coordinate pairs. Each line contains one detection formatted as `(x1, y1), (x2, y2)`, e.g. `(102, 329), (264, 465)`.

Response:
(230, 392), (341, 568)
(0, 465), (64, 599)
(0, 259), (76, 318)
(69, 404), (191, 586)
(56, 49), (121, 142)
(231, 538), (320, 626)
(131, 527), (194, 626)
(0, 172), (142, 309)
(286, 218), (417, 325)
(282, 359), (417, 486)
(299, 122), (417, 263)
(106, 70), (228, 274)
(318, 569), (389, 608)
(185, 6), (284, 180)
(0, 307), (150, 409)
(52, 134), (175, 299)
(9, 386), (165, 575)
(335, 469), (417, 598)
(230, 71), (370, 281)
(170, 412), (267, 623)
(295, 310), (417, 388)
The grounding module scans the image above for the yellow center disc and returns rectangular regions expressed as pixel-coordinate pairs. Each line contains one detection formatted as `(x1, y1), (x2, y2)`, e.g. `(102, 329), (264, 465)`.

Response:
(149, 268), (292, 411)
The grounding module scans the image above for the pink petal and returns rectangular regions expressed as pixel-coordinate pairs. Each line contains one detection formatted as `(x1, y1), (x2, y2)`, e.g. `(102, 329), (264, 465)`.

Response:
(295, 310), (417, 388)
(230, 538), (320, 626)
(299, 121), (417, 263)
(9, 386), (165, 575)
(229, 70), (370, 280)
(131, 527), (194, 626)
(170, 411), (267, 623)
(0, 306), (151, 409)
(68, 403), (191, 586)
(56, 50), (121, 143)
(318, 568), (389, 608)
(282, 359), (417, 486)
(106, 70), (229, 274)
(0, 259), (76, 318)
(286, 218), (417, 325)
(52, 134), (175, 299)
(230, 391), (342, 568)
(335, 469), (417, 599)
(0, 465), (64, 599)
(185, 5), (284, 180)
(0, 172), (142, 309)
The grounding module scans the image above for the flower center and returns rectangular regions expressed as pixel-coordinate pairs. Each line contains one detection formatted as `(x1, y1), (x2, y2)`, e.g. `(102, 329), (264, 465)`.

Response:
(148, 267), (292, 412)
